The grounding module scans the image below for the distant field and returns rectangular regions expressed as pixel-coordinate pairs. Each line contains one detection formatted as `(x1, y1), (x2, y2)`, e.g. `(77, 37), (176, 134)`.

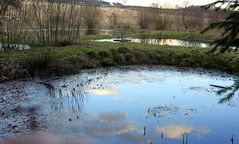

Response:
(9, 1), (226, 32)
(98, 5), (227, 32)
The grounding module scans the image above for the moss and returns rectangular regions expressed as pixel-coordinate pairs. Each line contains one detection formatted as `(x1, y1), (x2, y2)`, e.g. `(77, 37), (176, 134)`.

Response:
(118, 47), (131, 53)
(115, 54), (126, 64)
(124, 53), (136, 64)
(87, 51), (99, 59)
(98, 50), (112, 58)
(134, 51), (150, 63)
(101, 58), (116, 67)
(81, 59), (100, 68)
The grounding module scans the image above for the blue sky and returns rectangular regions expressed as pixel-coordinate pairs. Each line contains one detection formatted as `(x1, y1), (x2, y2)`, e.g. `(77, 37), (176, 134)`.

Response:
(105, 0), (215, 7)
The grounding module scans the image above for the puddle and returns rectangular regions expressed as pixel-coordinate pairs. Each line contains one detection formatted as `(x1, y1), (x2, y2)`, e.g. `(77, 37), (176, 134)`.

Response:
(0, 43), (31, 51)
(1, 66), (239, 144)
(95, 38), (209, 48)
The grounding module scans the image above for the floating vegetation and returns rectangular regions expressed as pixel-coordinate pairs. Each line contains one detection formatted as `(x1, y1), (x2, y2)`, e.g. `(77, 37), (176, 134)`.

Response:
(147, 105), (199, 119)
(147, 105), (180, 118)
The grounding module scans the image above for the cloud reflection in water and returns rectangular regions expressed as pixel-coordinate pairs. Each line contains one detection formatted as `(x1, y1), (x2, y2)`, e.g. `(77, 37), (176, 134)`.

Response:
(67, 112), (155, 144)
(156, 125), (192, 139)
(83, 87), (119, 96)
(156, 124), (211, 139)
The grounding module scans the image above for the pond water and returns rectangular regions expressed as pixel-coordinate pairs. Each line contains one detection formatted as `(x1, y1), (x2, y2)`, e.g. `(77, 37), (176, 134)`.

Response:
(0, 43), (31, 51)
(1, 66), (239, 144)
(95, 38), (209, 48)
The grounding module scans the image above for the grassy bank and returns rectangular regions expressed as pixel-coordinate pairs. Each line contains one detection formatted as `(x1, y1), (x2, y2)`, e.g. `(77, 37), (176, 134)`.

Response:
(80, 30), (221, 43)
(0, 41), (238, 82)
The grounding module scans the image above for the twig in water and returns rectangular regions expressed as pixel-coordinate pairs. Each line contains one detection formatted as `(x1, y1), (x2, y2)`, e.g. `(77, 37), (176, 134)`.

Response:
(231, 135), (234, 144)
(143, 126), (146, 136)
(182, 133), (188, 144)
(210, 84), (227, 89)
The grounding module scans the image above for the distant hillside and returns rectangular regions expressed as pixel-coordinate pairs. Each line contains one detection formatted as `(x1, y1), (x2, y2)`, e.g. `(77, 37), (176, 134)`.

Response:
(54, 0), (111, 5)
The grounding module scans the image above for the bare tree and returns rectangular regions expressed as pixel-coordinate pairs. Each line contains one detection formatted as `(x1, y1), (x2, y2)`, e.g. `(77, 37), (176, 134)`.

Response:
(29, 0), (82, 46)
(0, 0), (84, 48)
(0, 0), (23, 51)
(83, 5), (101, 35)
(137, 8), (152, 29)
(181, 6), (205, 31)
(181, 0), (190, 30)
(109, 12), (119, 29)
(151, 4), (170, 30)
(0, 0), (21, 15)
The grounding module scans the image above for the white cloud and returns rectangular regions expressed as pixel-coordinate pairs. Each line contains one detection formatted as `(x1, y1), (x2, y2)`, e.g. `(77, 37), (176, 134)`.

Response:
(98, 112), (127, 122)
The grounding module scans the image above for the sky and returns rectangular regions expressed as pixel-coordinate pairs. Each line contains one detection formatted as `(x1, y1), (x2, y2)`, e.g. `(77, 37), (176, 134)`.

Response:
(105, 0), (216, 8)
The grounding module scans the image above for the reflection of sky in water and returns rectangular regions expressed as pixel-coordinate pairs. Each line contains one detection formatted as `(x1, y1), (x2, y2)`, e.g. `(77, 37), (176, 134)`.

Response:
(32, 66), (239, 144)
(95, 38), (209, 48)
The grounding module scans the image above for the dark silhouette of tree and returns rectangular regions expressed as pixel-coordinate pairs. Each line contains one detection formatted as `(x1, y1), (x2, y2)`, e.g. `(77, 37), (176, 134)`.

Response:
(202, 0), (239, 52)
(203, 1), (239, 105)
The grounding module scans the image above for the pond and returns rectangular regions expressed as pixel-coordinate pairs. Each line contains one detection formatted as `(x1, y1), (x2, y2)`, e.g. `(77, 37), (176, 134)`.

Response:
(95, 38), (209, 48)
(0, 66), (239, 144)
(0, 43), (31, 51)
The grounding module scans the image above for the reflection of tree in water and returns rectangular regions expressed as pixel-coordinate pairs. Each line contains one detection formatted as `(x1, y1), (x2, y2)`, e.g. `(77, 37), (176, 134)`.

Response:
(211, 79), (239, 104)
(44, 82), (87, 113)
(140, 39), (205, 47)
(41, 70), (112, 114)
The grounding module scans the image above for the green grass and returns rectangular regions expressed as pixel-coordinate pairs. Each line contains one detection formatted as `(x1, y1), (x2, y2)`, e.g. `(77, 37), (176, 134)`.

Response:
(1, 35), (238, 82)
(0, 42), (196, 60)
(0, 29), (232, 82)
(79, 30), (221, 43)
(0, 41), (238, 72)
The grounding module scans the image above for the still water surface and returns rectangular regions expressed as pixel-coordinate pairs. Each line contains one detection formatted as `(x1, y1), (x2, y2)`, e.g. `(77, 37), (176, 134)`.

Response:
(23, 66), (239, 144)
(95, 38), (209, 48)
(1, 66), (239, 144)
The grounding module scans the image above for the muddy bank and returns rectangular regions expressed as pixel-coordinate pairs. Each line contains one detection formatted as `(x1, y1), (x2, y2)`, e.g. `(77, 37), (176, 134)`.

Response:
(0, 46), (239, 82)
(0, 82), (46, 139)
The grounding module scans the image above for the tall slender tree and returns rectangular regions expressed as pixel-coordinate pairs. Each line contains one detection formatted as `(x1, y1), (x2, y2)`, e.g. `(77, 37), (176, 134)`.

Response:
(202, 0), (239, 52)
(0, 0), (22, 27)
(0, 0), (22, 15)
